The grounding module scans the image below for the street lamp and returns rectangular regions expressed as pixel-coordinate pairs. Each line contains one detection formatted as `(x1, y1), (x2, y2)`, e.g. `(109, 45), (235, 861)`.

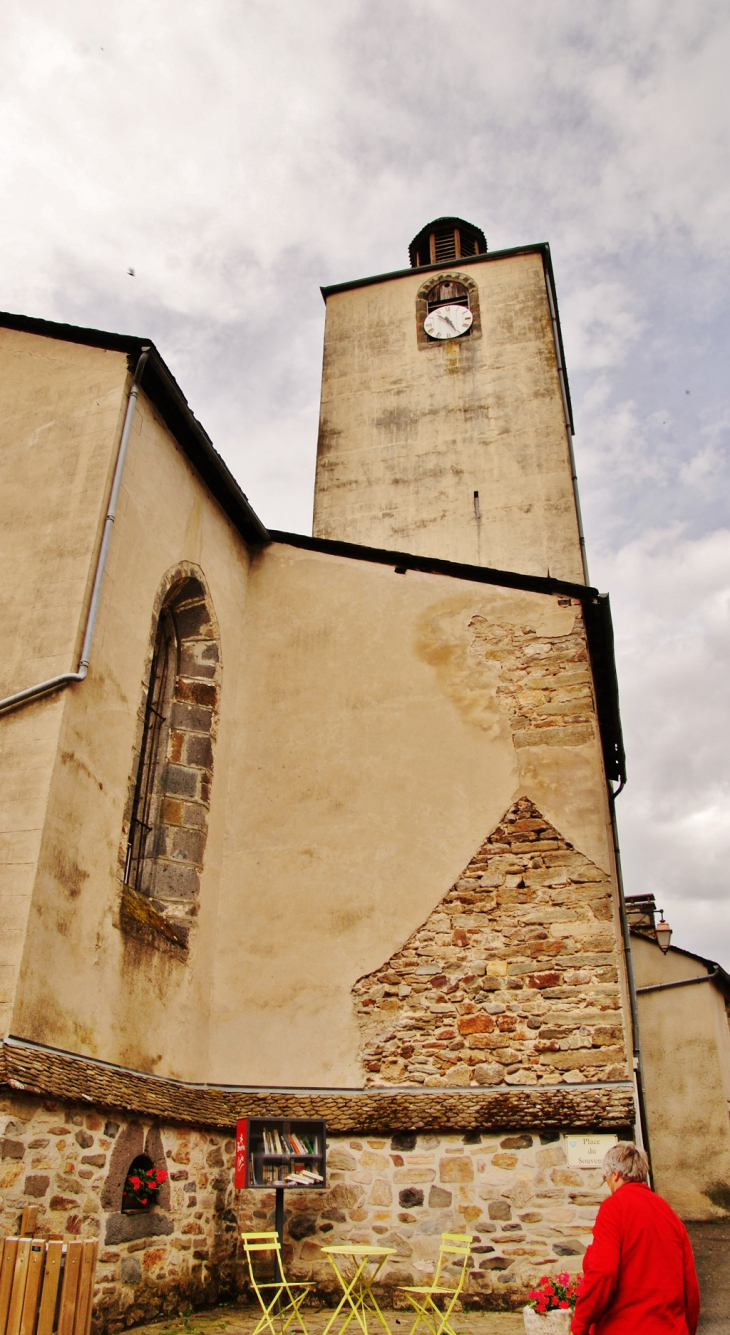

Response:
(655, 912), (673, 954)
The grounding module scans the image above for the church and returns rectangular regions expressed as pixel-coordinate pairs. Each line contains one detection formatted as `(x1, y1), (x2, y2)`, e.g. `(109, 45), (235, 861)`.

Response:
(0, 217), (637, 1326)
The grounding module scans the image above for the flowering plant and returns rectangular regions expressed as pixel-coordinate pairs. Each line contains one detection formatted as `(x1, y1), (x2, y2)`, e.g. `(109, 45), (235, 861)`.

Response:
(123, 1165), (168, 1207)
(528, 1272), (582, 1314)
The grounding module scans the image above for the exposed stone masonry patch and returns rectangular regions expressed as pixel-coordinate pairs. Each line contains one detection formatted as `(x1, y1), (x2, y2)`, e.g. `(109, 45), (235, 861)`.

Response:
(468, 602), (595, 753)
(353, 798), (628, 1087)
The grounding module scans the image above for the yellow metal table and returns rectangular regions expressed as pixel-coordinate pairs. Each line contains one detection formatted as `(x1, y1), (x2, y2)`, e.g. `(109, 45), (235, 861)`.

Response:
(321, 1244), (397, 1335)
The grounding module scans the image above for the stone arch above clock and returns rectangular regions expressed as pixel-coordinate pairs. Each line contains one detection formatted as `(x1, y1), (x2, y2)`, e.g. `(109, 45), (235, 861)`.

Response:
(415, 270), (483, 349)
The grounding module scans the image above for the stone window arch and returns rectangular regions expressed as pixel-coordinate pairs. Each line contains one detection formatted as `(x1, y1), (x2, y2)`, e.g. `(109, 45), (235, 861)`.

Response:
(415, 271), (482, 349)
(102, 1123), (173, 1244)
(120, 565), (220, 952)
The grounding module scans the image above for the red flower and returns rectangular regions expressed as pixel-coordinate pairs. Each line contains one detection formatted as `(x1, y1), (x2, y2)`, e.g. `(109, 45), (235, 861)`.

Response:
(559, 1301), (570, 1309)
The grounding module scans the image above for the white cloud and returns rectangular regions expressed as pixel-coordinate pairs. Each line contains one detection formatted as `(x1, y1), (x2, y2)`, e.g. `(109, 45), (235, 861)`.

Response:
(594, 527), (730, 963)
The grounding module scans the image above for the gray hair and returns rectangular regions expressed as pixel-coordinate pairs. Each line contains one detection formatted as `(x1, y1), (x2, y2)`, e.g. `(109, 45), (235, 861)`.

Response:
(603, 1142), (649, 1184)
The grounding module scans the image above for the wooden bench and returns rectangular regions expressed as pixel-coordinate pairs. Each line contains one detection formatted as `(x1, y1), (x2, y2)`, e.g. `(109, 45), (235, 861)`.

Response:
(0, 1238), (98, 1335)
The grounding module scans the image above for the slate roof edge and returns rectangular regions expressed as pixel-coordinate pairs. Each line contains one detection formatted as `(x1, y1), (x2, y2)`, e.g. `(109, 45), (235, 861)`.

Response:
(269, 530), (595, 599)
(0, 309), (270, 549)
(320, 242), (549, 298)
(1, 1037), (635, 1133)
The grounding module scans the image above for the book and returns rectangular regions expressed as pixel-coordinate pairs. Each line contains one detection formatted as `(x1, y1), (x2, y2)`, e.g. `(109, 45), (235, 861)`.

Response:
(284, 1169), (324, 1185)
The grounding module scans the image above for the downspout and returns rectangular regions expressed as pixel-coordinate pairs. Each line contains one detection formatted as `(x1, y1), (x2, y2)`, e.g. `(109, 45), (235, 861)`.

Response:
(637, 968), (719, 996)
(544, 266), (590, 586)
(609, 784), (652, 1164)
(0, 346), (151, 716)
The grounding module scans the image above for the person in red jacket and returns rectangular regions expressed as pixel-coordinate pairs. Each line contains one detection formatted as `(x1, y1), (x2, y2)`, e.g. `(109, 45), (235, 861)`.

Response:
(571, 1142), (700, 1335)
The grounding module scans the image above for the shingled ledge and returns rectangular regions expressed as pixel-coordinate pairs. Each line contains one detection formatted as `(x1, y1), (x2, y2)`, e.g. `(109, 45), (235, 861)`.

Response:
(1, 1038), (634, 1132)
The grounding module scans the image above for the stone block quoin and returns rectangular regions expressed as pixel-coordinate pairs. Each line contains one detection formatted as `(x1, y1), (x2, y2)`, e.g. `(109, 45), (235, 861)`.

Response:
(119, 563), (221, 949)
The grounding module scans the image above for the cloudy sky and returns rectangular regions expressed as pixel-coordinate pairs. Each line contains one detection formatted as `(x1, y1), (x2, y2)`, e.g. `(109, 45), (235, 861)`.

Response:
(3, 0), (729, 962)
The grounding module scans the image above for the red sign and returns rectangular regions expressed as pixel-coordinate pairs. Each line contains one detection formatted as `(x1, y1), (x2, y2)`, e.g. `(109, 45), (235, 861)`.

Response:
(235, 1118), (248, 1188)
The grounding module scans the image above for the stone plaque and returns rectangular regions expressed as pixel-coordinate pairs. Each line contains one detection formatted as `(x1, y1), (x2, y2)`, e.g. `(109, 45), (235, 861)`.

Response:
(566, 1134), (618, 1168)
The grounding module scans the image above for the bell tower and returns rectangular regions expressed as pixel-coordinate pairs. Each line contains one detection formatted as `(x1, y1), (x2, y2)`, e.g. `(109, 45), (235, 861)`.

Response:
(312, 218), (588, 585)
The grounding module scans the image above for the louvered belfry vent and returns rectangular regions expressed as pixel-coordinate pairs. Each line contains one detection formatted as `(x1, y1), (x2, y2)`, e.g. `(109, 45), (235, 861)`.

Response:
(408, 216), (487, 268)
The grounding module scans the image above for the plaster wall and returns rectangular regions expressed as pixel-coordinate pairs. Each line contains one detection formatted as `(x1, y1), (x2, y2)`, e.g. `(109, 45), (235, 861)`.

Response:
(313, 253), (584, 584)
(632, 935), (730, 1218)
(208, 545), (622, 1087)
(0, 330), (130, 1036)
(3, 331), (624, 1095)
(10, 370), (253, 1082)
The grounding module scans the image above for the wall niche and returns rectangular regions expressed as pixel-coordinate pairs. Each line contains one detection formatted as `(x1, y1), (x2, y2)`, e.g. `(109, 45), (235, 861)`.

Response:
(102, 1121), (173, 1244)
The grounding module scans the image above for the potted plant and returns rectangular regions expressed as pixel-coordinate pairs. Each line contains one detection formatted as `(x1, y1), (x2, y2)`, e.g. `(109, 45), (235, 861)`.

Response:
(122, 1163), (168, 1210)
(523, 1272), (582, 1334)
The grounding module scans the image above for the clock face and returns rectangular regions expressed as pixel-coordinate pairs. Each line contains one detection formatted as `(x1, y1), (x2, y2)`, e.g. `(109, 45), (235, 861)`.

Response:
(424, 304), (473, 340)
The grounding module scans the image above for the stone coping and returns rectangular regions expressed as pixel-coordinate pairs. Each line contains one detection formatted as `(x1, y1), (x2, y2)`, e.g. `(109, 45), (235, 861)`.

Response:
(1, 1039), (634, 1133)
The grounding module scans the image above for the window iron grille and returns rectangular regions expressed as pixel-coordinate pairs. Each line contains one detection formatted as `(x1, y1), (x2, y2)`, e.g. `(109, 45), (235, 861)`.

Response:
(124, 611), (177, 894)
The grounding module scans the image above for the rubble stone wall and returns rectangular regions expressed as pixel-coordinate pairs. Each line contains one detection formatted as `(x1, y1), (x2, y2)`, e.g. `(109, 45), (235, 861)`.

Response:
(240, 1129), (611, 1310)
(0, 1090), (239, 1333)
(353, 797), (629, 1087)
(2, 1095), (623, 1326)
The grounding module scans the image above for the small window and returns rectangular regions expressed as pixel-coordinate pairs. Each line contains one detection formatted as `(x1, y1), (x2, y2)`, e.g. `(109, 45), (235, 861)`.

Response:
(427, 281), (469, 313)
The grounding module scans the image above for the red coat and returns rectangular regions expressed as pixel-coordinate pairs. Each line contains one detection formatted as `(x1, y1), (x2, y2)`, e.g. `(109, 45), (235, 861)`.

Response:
(571, 1182), (700, 1335)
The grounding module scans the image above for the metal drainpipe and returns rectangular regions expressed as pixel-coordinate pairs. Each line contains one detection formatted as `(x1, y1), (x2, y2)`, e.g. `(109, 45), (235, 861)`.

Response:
(609, 784), (652, 1163)
(636, 968), (718, 996)
(0, 347), (151, 716)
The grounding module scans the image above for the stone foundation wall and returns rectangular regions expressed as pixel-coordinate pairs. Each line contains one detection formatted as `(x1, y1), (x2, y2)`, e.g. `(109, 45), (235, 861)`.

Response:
(0, 1090), (239, 1332)
(241, 1129), (613, 1309)
(2, 1091), (621, 1325)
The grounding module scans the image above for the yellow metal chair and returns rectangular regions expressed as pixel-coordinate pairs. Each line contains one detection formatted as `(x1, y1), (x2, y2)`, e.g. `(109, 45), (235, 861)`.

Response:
(397, 1233), (472, 1335)
(241, 1231), (313, 1335)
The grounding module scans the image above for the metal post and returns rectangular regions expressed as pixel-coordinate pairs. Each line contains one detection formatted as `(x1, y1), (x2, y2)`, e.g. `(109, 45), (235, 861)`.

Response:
(274, 1186), (285, 1284)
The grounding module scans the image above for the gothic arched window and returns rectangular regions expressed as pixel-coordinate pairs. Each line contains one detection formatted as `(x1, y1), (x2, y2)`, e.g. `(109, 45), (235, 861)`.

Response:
(120, 570), (220, 952)
(124, 610), (177, 898)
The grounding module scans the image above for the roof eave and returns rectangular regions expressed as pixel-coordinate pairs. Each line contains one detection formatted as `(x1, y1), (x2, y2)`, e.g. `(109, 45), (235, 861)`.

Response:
(0, 309), (270, 550)
(269, 530), (625, 789)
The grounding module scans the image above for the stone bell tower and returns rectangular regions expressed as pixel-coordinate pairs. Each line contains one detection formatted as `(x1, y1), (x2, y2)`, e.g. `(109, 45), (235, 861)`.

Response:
(312, 216), (588, 585)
